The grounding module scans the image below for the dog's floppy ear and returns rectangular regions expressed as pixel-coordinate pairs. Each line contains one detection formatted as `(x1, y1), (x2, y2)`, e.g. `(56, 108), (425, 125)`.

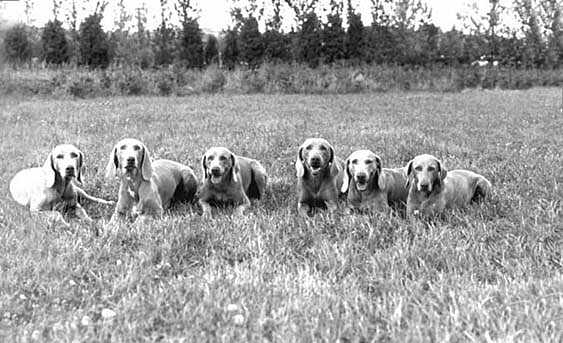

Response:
(405, 159), (414, 188)
(230, 153), (240, 183)
(76, 150), (84, 185)
(341, 157), (351, 193)
(201, 153), (208, 179)
(295, 145), (305, 178)
(140, 144), (153, 181)
(437, 158), (447, 182)
(375, 155), (386, 190)
(105, 145), (118, 179)
(42, 150), (56, 188)
(327, 142), (335, 166)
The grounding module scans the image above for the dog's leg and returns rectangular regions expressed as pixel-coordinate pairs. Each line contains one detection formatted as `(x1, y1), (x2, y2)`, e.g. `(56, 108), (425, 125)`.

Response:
(297, 202), (311, 217)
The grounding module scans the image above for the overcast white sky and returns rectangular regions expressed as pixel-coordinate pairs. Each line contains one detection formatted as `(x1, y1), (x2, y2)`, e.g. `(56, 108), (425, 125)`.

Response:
(0, 0), (517, 33)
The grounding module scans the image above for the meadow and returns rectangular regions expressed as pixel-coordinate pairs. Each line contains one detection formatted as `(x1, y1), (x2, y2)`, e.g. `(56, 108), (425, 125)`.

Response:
(0, 88), (561, 342)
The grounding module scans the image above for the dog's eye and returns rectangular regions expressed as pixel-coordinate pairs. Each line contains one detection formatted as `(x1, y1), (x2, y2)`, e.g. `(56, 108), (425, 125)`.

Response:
(427, 166), (435, 172)
(306, 145), (313, 150)
(319, 145), (327, 151)
(219, 155), (227, 161)
(56, 154), (64, 159)
(351, 159), (358, 164)
(133, 145), (141, 151)
(207, 156), (214, 161)
(365, 160), (372, 164)
(415, 166), (423, 171)
(70, 152), (78, 158)
(120, 145), (127, 150)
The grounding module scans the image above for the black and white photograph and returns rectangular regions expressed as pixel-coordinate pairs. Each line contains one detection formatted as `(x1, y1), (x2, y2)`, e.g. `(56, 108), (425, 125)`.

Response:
(0, 0), (561, 341)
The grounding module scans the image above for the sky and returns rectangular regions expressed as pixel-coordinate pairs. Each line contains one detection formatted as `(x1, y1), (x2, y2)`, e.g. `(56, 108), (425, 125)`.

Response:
(0, 0), (516, 34)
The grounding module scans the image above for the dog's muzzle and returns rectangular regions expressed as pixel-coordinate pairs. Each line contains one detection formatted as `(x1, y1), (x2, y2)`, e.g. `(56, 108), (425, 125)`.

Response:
(355, 173), (368, 190)
(64, 166), (75, 178)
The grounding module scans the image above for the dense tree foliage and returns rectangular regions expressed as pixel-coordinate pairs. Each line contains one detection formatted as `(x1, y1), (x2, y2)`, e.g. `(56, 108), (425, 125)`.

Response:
(5, 0), (562, 69)
(204, 34), (219, 65)
(238, 16), (264, 68)
(4, 24), (32, 64)
(78, 14), (109, 68)
(41, 19), (69, 64)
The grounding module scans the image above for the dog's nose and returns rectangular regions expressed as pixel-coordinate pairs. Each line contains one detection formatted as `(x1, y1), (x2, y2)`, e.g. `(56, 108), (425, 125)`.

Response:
(356, 173), (367, 182)
(211, 167), (221, 175)
(420, 183), (430, 191)
(65, 166), (75, 173)
(310, 157), (321, 168)
(126, 157), (135, 165)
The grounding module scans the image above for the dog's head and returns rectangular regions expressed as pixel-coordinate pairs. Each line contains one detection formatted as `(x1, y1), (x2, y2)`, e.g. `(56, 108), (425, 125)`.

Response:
(201, 147), (239, 184)
(406, 154), (447, 194)
(44, 144), (84, 187)
(295, 138), (335, 178)
(105, 138), (152, 181)
(341, 149), (385, 192)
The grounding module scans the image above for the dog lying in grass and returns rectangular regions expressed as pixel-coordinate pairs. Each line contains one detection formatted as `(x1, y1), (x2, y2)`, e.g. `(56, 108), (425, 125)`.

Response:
(405, 154), (492, 218)
(198, 146), (267, 218)
(295, 138), (345, 216)
(341, 150), (408, 214)
(105, 138), (198, 224)
(9, 144), (114, 227)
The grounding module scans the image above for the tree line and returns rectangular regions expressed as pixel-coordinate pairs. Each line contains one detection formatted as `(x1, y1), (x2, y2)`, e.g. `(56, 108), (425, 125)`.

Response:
(3, 0), (562, 69)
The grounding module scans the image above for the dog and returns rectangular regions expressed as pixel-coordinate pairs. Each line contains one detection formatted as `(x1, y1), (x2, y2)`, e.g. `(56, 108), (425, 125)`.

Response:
(405, 154), (492, 218)
(105, 138), (198, 223)
(198, 147), (267, 217)
(295, 138), (345, 216)
(9, 144), (114, 227)
(341, 150), (408, 213)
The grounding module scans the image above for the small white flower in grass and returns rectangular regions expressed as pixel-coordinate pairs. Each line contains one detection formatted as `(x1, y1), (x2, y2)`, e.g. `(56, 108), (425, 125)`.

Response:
(81, 315), (92, 326)
(69, 280), (76, 286)
(101, 308), (116, 320)
(52, 322), (64, 333)
(31, 330), (41, 340)
(19, 294), (27, 300)
(226, 304), (239, 312)
(70, 318), (78, 331)
(116, 260), (122, 266)
(232, 314), (245, 326)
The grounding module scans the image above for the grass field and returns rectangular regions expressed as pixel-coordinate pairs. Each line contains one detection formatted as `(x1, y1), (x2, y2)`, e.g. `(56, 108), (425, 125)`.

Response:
(0, 89), (561, 342)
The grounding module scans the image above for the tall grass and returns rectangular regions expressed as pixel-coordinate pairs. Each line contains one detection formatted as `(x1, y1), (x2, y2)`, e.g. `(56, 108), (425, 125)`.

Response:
(0, 89), (561, 341)
(1, 63), (562, 98)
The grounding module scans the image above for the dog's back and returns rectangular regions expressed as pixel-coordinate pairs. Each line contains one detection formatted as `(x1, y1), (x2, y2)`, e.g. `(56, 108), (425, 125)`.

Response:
(152, 159), (198, 207)
(445, 170), (491, 208)
(383, 167), (409, 205)
(237, 156), (267, 199)
(9, 168), (48, 208)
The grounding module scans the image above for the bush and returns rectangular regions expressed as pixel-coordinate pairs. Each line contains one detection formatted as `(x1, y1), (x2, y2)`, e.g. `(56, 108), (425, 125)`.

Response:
(240, 69), (265, 93)
(201, 66), (226, 93)
(116, 69), (148, 95)
(67, 74), (99, 98)
(4, 24), (32, 64)
(156, 70), (176, 96)
(41, 20), (69, 65)
(0, 64), (561, 98)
